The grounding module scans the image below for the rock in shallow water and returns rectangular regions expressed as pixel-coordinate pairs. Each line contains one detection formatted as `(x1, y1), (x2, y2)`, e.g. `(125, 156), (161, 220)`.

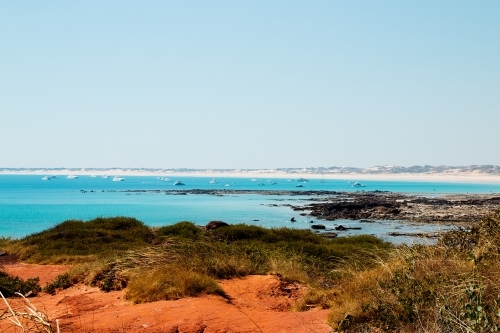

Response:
(311, 224), (326, 230)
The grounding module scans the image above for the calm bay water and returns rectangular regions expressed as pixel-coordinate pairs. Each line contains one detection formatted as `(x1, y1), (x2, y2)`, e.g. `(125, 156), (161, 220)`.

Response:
(1, 175), (499, 240)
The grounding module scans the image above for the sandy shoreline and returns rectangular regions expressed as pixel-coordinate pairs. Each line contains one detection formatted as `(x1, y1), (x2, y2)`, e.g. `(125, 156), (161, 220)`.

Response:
(2, 170), (500, 183)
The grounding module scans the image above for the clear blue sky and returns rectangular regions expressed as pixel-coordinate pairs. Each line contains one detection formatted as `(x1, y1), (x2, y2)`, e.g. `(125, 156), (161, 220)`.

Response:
(1, 1), (499, 169)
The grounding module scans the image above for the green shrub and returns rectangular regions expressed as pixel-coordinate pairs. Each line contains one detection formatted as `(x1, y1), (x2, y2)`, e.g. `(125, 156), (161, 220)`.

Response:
(156, 221), (201, 239)
(43, 273), (73, 295)
(209, 224), (324, 244)
(0, 271), (41, 297)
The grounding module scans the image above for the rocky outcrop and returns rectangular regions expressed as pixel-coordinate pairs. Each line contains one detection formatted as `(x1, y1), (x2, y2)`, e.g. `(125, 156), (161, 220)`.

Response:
(205, 221), (229, 230)
(296, 193), (500, 224)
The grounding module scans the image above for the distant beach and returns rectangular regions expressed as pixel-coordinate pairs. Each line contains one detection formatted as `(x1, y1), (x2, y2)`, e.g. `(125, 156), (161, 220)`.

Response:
(2, 167), (500, 183)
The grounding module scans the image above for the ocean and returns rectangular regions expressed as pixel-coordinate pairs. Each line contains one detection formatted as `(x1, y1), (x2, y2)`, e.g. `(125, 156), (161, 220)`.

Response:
(1, 175), (499, 240)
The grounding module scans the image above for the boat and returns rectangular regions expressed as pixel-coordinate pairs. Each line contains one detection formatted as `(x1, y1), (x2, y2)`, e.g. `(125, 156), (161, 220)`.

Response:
(251, 178), (258, 182)
(42, 176), (49, 180)
(66, 175), (78, 179)
(112, 176), (125, 182)
(102, 175), (109, 179)
(351, 182), (366, 187)
(209, 179), (217, 184)
(90, 175), (98, 178)
(173, 180), (185, 186)
(224, 183), (230, 187)
(287, 179), (293, 182)
(270, 182), (277, 185)
(163, 178), (171, 182)
(48, 175), (57, 179)
(297, 178), (308, 182)
(296, 184), (303, 188)
(319, 179), (326, 183)
(258, 183), (265, 186)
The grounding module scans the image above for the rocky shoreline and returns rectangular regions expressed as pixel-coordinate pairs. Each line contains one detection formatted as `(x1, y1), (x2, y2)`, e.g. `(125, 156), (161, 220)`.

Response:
(112, 189), (500, 225)
(292, 192), (500, 224)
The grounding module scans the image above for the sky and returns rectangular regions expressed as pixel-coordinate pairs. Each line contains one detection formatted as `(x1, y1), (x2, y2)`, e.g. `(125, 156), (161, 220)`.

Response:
(1, 1), (499, 169)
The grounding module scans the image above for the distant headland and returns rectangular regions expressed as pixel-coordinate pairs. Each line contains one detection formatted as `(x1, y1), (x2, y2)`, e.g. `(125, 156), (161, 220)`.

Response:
(2, 165), (500, 183)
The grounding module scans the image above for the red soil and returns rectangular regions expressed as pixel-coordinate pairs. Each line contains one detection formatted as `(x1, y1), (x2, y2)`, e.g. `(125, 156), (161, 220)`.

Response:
(1, 263), (332, 333)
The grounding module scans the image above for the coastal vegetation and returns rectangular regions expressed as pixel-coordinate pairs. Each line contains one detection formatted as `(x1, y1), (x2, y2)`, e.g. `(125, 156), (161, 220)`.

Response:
(0, 217), (391, 305)
(328, 211), (500, 332)
(2, 212), (500, 332)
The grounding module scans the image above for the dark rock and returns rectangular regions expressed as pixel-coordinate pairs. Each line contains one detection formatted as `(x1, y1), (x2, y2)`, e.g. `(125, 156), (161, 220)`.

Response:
(335, 225), (362, 231)
(290, 217), (296, 222)
(320, 232), (338, 238)
(311, 224), (326, 230)
(205, 221), (229, 230)
(388, 232), (438, 238)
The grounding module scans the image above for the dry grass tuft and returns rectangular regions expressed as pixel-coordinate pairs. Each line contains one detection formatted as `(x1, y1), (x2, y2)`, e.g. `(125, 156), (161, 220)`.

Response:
(125, 265), (226, 303)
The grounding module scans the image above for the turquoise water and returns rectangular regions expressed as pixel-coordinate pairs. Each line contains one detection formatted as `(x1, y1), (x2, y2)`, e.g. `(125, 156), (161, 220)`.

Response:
(1, 175), (499, 239)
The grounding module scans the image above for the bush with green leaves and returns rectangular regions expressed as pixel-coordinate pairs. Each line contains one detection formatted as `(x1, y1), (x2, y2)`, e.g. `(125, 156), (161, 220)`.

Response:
(0, 271), (41, 297)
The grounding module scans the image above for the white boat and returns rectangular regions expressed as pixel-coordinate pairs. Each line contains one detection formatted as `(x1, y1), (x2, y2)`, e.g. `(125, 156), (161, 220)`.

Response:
(224, 183), (230, 187)
(297, 178), (308, 182)
(163, 178), (171, 182)
(112, 176), (125, 182)
(42, 176), (49, 180)
(67, 175), (78, 179)
(209, 179), (217, 184)
(90, 175), (98, 178)
(251, 178), (257, 182)
(351, 182), (366, 187)
(102, 175), (109, 179)
(173, 180), (185, 186)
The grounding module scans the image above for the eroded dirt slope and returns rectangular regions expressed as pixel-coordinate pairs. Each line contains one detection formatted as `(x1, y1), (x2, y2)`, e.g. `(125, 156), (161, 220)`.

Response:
(1, 263), (331, 333)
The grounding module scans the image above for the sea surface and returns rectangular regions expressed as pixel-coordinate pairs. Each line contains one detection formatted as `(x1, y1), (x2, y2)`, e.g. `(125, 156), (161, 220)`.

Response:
(1, 175), (500, 241)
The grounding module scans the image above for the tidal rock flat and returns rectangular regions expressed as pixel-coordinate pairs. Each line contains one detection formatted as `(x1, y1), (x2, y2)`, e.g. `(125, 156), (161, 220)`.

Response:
(292, 192), (500, 224)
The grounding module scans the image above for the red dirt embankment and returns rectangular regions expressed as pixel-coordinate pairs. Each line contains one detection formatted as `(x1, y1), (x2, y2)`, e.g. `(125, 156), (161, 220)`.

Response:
(1, 263), (332, 333)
